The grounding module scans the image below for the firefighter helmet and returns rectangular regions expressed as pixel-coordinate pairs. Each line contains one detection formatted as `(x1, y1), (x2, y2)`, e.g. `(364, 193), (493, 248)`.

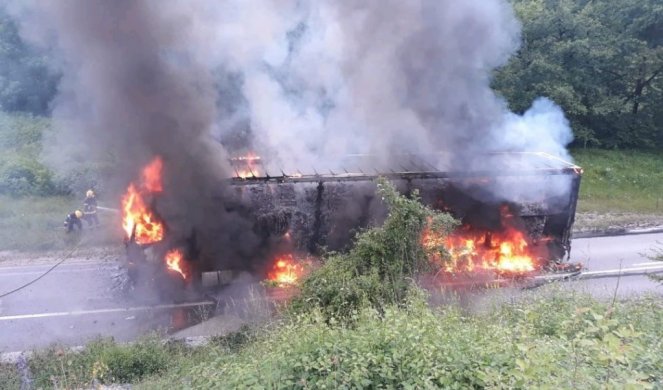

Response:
(86, 189), (95, 198)
(74, 210), (83, 219)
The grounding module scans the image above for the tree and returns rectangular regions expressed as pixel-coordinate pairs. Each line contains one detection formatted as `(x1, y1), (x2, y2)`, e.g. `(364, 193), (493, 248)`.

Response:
(0, 10), (59, 115)
(494, 0), (663, 149)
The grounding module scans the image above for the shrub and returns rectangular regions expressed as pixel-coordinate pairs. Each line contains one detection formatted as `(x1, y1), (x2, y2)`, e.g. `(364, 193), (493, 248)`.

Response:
(28, 336), (180, 388)
(0, 363), (21, 389)
(290, 178), (458, 321)
(0, 112), (114, 196)
(163, 290), (663, 389)
(0, 155), (58, 196)
(0, 112), (64, 196)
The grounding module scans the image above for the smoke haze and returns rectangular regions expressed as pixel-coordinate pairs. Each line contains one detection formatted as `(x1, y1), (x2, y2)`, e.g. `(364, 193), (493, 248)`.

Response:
(3, 0), (575, 262)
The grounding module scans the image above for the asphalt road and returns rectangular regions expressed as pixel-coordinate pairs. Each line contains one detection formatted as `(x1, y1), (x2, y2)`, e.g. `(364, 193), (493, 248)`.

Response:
(0, 261), (212, 353)
(567, 232), (663, 297)
(1, 232), (662, 353)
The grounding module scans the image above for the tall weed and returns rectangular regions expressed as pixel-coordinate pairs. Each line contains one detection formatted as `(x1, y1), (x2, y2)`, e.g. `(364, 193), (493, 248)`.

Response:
(290, 178), (457, 321)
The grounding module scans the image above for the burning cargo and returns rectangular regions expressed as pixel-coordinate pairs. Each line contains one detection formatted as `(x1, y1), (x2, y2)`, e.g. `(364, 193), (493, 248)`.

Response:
(227, 151), (582, 277)
(121, 151), (582, 294)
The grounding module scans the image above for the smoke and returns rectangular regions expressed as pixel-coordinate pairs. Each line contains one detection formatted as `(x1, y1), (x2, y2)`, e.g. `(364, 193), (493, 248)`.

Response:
(3, 0), (261, 267)
(498, 98), (574, 160)
(209, 0), (574, 186)
(3, 0), (575, 263)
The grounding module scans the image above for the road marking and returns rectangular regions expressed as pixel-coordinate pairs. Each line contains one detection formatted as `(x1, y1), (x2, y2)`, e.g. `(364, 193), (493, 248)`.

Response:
(0, 262), (111, 271)
(0, 267), (113, 277)
(581, 265), (663, 276)
(0, 301), (215, 321)
(632, 262), (663, 267)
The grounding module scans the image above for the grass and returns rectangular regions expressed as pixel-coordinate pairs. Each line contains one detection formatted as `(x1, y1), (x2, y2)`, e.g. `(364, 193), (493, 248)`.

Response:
(11, 183), (663, 388)
(22, 336), (201, 389)
(11, 289), (662, 389)
(0, 195), (121, 252)
(133, 288), (663, 389)
(573, 149), (663, 214)
(0, 363), (21, 389)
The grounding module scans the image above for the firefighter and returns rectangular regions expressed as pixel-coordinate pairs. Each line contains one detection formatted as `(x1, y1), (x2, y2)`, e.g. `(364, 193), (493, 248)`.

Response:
(83, 189), (100, 227)
(64, 210), (83, 233)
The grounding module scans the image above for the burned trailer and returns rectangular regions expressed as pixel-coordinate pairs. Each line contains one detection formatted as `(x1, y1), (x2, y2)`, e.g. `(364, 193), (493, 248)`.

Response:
(227, 152), (582, 270)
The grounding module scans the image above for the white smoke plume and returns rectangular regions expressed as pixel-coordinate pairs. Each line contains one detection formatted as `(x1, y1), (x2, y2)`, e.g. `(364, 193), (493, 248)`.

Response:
(209, 0), (574, 178)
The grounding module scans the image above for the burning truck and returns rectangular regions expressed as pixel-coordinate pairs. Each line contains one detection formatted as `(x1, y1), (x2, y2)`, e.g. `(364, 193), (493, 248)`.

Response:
(120, 151), (582, 295)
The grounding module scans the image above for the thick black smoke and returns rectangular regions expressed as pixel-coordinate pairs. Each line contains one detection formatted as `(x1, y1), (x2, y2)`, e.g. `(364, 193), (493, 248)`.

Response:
(4, 0), (260, 269)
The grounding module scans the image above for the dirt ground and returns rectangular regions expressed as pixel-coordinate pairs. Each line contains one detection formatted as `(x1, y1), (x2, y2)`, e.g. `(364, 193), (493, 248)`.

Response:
(573, 212), (663, 233)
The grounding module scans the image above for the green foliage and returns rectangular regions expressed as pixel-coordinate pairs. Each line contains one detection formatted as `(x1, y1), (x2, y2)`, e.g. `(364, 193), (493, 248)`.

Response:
(0, 195), (121, 251)
(573, 148), (663, 213)
(141, 290), (663, 389)
(0, 111), (119, 197)
(0, 363), (21, 389)
(290, 178), (458, 321)
(0, 2), (660, 149)
(0, 11), (59, 115)
(0, 195), (73, 251)
(0, 112), (66, 196)
(209, 325), (259, 353)
(495, 0), (663, 149)
(28, 336), (183, 388)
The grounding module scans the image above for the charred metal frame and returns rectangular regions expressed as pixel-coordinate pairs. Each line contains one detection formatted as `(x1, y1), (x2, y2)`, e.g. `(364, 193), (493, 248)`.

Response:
(230, 167), (581, 184)
(228, 152), (583, 262)
(230, 162), (581, 185)
(229, 152), (582, 184)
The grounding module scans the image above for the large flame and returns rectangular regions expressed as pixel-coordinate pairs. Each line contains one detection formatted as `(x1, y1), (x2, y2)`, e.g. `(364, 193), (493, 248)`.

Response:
(121, 156), (165, 245)
(424, 220), (542, 275)
(267, 254), (306, 286)
(165, 249), (187, 279)
(122, 183), (164, 244)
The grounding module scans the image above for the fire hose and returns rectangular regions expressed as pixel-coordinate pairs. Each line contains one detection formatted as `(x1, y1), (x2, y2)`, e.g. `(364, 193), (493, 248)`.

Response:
(0, 241), (84, 299)
(97, 206), (119, 213)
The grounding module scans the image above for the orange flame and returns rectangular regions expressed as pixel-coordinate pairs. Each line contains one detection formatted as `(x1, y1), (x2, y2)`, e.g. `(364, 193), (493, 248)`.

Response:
(121, 156), (165, 245)
(142, 157), (163, 193)
(165, 249), (187, 279)
(423, 223), (541, 275)
(122, 183), (164, 244)
(267, 254), (306, 286)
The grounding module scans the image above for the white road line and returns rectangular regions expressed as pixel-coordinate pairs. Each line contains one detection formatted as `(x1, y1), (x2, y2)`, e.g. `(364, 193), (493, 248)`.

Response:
(0, 262), (111, 271)
(581, 265), (663, 276)
(0, 267), (112, 277)
(0, 301), (215, 321)
(632, 262), (663, 267)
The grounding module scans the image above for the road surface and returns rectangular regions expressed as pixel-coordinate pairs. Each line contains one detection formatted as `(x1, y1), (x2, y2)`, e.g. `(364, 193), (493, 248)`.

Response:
(1, 233), (662, 353)
(567, 232), (663, 297)
(0, 260), (213, 353)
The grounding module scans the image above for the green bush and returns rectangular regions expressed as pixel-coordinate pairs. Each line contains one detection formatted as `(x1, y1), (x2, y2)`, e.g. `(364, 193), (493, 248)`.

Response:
(290, 178), (458, 321)
(0, 363), (21, 389)
(0, 112), (45, 148)
(209, 325), (259, 353)
(0, 112), (64, 196)
(0, 155), (58, 196)
(146, 289), (663, 389)
(28, 336), (180, 388)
